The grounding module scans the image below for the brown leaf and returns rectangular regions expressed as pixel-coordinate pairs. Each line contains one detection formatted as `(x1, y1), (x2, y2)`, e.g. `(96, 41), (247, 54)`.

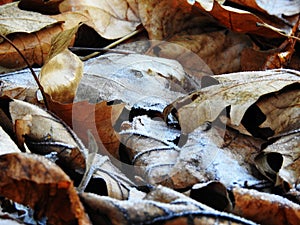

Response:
(0, 24), (63, 72)
(59, 0), (140, 39)
(232, 186), (300, 225)
(164, 69), (300, 135)
(193, 0), (294, 38)
(0, 2), (58, 40)
(39, 49), (83, 103)
(0, 152), (91, 225)
(0, 98), (88, 173)
(139, 0), (252, 74)
(255, 132), (300, 188)
(80, 185), (257, 225)
(49, 100), (124, 160)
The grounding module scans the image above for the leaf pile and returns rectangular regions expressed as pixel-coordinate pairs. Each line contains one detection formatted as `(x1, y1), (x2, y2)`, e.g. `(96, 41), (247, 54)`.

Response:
(0, 0), (300, 225)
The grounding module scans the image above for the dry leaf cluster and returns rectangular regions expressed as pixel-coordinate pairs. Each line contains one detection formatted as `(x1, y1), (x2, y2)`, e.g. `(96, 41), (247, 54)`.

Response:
(0, 0), (299, 225)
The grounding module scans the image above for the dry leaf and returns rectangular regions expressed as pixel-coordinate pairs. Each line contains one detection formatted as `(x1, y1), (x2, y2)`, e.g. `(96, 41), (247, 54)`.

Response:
(59, 0), (140, 39)
(164, 69), (300, 135)
(76, 53), (198, 107)
(0, 2), (57, 40)
(192, 0), (295, 38)
(227, 0), (300, 17)
(0, 152), (91, 225)
(139, 0), (252, 74)
(255, 132), (300, 188)
(0, 98), (88, 173)
(39, 49), (83, 103)
(49, 100), (124, 160)
(120, 116), (261, 189)
(0, 24), (63, 72)
(232, 186), (300, 225)
(0, 126), (20, 155)
(80, 185), (257, 225)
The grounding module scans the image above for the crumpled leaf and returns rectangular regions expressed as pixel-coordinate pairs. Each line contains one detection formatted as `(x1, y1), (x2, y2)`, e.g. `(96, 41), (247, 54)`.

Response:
(164, 69), (300, 135)
(59, 0), (140, 39)
(227, 0), (300, 17)
(255, 132), (300, 188)
(76, 53), (199, 107)
(0, 98), (88, 173)
(120, 115), (262, 189)
(0, 2), (57, 40)
(232, 186), (300, 225)
(0, 152), (91, 225)
(80, 185), (257, 225)
(192, 0), (296, 38)
(39, 49), (83, 103)
(139, 0), (252, 74)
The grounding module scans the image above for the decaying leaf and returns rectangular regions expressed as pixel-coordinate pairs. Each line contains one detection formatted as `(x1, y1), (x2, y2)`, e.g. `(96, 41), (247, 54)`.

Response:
(0, 98), (88, 173)
(0, 126), (20, 155)
(76, 53), (198, 107)
(39, 49), (83, 103)
(80, 185), (257, 225)
(255, 131), (300, 188)
(0, 152), (91, 225)
(192, 0), (296, 38)
(59, 0), (141, 39)
(164, 69), (300, 136)
(0, 24), (63, 72)
(120, 115), (262, 189)
(49, 100), (124, 160)
(232, 186), (300, 225)
(139, 0), (252, 74)
(0, 69), (39, 104)
(0, 2), (57, 40)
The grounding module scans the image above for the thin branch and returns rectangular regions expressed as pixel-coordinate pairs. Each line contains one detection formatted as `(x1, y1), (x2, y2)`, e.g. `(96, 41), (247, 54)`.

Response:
(0, 33), (49, 109)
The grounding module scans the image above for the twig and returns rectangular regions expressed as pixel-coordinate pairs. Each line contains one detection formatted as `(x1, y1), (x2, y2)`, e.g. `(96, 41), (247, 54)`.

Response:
(80, 26), (144, 61)
(0, 33), (49, 109)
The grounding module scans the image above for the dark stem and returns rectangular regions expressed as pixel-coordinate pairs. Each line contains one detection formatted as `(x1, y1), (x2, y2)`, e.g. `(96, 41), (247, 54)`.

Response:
(0, 33), (49, 109)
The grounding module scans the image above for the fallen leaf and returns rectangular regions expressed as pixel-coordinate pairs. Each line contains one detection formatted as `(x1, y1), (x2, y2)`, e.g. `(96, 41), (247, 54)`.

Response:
(0, 24), (63, 72)
(39, 49), (83, 103)
(80, 185), (257, 225)
(164, 69), (300, 135)
(120, 115), (262, 189)
(76, 53), (198, 107)
(193, 0), (295, 38)
(0, 126), (20, 155)
(0, 152), (91, 225)
(139, 0), (252, 74)
(232, 186), (300, 225)
(59, 0), (140, 39)
(255, 132), (300, 188)
(0, 2), (57, 40)
(227, 0), (300, 17)
(49, 100), (124, 160)
(0, 98), (88, 173)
